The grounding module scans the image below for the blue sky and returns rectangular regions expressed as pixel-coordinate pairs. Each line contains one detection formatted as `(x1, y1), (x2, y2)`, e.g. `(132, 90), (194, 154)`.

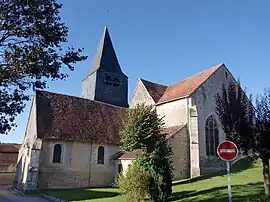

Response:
(1, 0), (270, 143)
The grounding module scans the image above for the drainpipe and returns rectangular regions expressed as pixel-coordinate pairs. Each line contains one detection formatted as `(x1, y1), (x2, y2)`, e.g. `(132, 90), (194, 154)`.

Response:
(88, 142), (92, 187)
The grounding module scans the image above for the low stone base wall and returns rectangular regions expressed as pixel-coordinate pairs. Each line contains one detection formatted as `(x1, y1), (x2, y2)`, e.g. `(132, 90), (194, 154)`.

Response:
(0, 172), (15, 185)
(37, 169), (115, 189)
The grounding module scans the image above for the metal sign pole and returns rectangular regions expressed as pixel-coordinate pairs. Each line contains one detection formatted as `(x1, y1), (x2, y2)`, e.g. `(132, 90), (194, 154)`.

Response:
(226, 161), (232, 202)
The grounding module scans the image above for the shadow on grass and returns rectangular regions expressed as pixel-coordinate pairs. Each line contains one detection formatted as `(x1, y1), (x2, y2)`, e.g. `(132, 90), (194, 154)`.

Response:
(169, 182), (264, 202)
(173, 156), (256, 186)
(37, 187), (120, 201)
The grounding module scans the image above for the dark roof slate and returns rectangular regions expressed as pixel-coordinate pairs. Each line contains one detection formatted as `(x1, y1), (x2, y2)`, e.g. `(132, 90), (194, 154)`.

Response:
(88, 27), (127, 77)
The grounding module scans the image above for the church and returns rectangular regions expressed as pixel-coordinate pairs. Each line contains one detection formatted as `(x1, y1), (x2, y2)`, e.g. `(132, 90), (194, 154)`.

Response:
(14, 27), (237, 191)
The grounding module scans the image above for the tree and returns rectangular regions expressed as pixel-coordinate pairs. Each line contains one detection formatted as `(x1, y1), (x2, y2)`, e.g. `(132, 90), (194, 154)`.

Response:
(215, 81), (270, 195)
(255, 88), (270, 196)
(0, 0), (87, 134)
(121, 103), (173, 202)
(215, 81), (255, 154)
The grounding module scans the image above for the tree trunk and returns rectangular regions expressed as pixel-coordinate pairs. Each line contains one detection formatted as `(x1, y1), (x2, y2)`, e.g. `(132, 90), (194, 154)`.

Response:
(261, 156), (270, 196)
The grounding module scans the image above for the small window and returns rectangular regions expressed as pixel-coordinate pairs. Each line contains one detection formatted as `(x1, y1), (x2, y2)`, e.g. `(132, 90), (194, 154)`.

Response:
(97, 146), (105, 164)
(52, 144), (62, 163)
(225, 71), (228, 79)
(118, 164), (123, 174)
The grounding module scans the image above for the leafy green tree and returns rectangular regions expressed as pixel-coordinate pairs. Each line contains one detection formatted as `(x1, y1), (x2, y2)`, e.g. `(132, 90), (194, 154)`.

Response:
(215, 82), (270, 195)
(0, 0), (87, 134)
(121, 104), (163, 153)
(121, 103), (173, 202)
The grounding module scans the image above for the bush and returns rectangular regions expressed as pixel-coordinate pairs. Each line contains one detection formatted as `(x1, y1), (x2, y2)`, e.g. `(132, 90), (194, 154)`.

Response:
(136, 143), (174, 202)
(121, 104), (174, 201)
(119, 164), (152, 202)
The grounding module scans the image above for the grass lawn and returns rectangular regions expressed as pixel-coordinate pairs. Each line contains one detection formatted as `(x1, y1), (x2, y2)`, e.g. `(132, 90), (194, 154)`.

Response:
(37, 157), (265, 202)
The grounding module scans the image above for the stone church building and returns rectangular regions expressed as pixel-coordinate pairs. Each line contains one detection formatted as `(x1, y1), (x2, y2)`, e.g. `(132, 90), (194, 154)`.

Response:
(14, 27), (237, 191)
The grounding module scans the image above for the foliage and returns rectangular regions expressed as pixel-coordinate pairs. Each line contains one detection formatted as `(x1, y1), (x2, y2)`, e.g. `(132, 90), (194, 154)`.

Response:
(215, 81), (255, 155)
(255, 88), (270, 157)
(118, 163), (152, 202)
(121, 103), (173, 202)
(121, 103), (164, 153)
(136, 141), (174, 202)
(255, 88), (270, 195)
(215, 81), (270, 195)
(0, 0), (87, 134)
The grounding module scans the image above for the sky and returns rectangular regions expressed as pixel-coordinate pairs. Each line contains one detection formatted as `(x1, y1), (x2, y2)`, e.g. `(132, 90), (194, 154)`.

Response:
(1, 0), (270, 143)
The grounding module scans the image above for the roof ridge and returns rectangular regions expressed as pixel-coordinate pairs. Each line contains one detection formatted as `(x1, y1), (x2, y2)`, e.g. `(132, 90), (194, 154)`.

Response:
(164, 124), (187, 138)
(139, 78), (168, 103)
(169, 63), (223, 87)
(140, 78), (168, 87)
(156, 63), (224, 104)
(36, 90), (128, 110)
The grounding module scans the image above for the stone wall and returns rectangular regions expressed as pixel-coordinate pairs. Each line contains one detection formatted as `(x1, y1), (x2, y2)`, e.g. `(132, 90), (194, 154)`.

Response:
(14, 96), (41, 191)
(156, 98), (188, 127)
(0, 152), (18, 185)
(38, 140), (120, 189)
(130, 79), (155, 107)
(167, 126), (190, 180)
(191, 65), (235, 174)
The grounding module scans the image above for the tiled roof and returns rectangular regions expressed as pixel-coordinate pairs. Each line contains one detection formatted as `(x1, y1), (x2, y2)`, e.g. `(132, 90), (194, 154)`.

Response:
(36, 90), (127, 145)
(118, 124), (186, 160)
(164, 125), (186, 138)
(157, 64), (222, 104)
(119, 149), (144, 160)
(140, 64), (223, 105)
(0, 144), (21, 153)
(140, 79), (168, 103)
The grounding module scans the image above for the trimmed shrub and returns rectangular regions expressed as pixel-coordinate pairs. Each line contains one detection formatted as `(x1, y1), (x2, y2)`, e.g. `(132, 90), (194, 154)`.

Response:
(119, 164), (152, 202)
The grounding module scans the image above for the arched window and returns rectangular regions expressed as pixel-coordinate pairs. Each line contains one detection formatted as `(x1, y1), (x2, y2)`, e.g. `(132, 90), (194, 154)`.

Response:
(53, 144), (62, 163)
(97, 146), (105, 164)
(205, 115), (219, 156)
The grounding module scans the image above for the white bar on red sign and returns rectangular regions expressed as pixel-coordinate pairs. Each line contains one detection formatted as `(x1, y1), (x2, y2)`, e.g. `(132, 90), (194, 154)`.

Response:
(220, 149), (235, 153)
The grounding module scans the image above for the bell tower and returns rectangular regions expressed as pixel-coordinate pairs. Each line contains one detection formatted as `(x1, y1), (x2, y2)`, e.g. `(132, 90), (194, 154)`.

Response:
(82, 27), (128, 108)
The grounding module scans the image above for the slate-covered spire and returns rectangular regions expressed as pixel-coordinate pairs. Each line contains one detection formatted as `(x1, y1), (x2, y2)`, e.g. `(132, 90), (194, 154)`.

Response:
(82, 27), (129, 108)
(89, 26), (126, 76)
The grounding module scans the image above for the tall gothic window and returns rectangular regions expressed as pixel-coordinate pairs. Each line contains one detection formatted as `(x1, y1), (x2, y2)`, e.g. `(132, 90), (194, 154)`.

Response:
(97, 146), (105, 164)
(205, 115), (219, 156)
(53, 144), (62, 163)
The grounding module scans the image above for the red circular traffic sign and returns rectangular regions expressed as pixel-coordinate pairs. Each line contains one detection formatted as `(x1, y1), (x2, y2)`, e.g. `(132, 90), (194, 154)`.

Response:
(217, 140), (238, 161)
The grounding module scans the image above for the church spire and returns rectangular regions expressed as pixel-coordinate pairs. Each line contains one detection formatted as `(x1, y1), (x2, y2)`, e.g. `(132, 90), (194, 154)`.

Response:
(82, 26), (129, 108)
(88, 26), (126, 76)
